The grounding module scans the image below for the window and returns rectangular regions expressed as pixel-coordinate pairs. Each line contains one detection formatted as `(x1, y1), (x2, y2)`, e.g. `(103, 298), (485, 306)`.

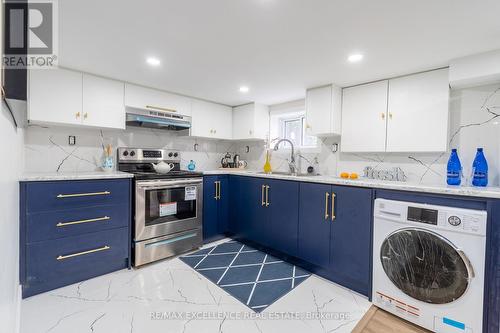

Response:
(269, 99), (318, 149)
(279, 115), (317, 148)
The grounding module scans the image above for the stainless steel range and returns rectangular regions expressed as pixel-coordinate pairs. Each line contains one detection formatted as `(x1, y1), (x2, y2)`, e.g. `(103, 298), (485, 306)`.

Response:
(117, 148), (203, 267)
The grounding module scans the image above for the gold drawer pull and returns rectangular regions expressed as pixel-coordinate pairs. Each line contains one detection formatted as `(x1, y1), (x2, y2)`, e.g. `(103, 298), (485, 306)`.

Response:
(331, 192), (336, 222)
(146, 105), (177, 113)
(265, 185), (270, 207)
(56, 216), (110, 227)
(56, 245), (110, 261)
(261, 185), (265, 206)
(324, 192), (329, 220)
(57, 191), (111, 198)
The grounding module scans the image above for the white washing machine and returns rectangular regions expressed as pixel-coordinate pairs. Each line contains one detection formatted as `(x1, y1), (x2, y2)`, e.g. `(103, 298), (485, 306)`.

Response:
(373, 199), (487, 333)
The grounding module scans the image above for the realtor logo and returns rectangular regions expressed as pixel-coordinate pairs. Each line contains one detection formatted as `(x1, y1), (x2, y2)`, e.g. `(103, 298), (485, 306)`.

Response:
(3, 0), (58, 68)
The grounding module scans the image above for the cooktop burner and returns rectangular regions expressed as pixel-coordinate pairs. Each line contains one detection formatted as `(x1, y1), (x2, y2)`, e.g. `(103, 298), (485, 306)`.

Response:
(116, 147), (203, 180)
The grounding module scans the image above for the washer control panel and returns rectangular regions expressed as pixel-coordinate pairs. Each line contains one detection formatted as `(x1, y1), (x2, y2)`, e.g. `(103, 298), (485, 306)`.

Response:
(375, 199), (487, 236)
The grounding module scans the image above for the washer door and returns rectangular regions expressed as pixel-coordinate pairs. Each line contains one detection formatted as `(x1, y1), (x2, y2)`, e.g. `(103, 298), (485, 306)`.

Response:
(380, 228), (471, 304)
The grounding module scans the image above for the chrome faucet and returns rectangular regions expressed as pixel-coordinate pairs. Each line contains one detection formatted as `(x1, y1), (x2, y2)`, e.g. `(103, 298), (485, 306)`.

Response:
(273, 139), (297, 176)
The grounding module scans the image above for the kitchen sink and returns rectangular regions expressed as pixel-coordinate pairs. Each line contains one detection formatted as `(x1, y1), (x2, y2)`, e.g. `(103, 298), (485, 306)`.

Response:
(255, 171), (319, 177)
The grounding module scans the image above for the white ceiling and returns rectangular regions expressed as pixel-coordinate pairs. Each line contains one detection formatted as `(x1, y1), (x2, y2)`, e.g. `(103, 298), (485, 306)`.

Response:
(59, 0), (500, 106)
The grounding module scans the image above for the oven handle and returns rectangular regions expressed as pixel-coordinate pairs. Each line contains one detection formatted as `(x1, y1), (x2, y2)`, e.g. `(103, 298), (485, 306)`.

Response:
(136, 179), (202, 189)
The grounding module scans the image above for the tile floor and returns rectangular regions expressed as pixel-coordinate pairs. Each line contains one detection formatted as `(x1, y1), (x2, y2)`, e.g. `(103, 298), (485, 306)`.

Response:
(20, 239), (371, 333)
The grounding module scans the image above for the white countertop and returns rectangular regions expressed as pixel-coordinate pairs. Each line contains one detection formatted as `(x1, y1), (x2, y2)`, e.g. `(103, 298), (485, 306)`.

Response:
(20, 171), (134, 182)
(204, 170), (500, 200)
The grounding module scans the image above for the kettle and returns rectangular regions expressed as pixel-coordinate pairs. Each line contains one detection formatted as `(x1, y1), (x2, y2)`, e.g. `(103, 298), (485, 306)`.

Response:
(233, 154), (240, 168)
(221, 152), (232, 168)
(152, 161), (175, 174)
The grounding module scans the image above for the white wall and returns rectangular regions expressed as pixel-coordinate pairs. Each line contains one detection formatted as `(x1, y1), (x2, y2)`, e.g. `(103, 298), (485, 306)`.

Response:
(0, 103), (24, 333)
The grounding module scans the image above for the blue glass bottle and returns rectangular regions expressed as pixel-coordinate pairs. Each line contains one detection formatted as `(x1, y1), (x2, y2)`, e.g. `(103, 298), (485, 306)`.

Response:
(187, 160), (196, 171)
(472, 148), (488, 187)
(446, 149), (462, 186)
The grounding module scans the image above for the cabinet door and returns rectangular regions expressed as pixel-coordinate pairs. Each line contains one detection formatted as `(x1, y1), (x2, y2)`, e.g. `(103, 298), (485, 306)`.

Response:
(341, 80), (388, 152)
(29, 68), (83, 126)
(232, 104), (255, 140)
(329, 186), (372, 296)
(297, 182), (331, 268)
(191, 99), (231, 139)
(252, 103), (270, 140)
(211, 104), (233, 140)
(386, 69), (449, 152)
(124, 83), (191, 115)
(202, 176), (219, 243)
(306, 85), (332, 136)
(82, 74), (125, 129)
(238, 177), (269, 245)
(267, 179), (299, 257)
(217, 176), (229, 234)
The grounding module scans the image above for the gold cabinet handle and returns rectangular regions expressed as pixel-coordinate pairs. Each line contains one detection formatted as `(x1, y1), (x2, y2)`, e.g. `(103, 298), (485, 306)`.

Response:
(56, 245), (110, 261)
(381, 113), (385, 120)
(214, 181), (218, 200)
(331, 192), (336, 221)
(324, 192), (329, 220)
(83, 112), (88, 119)
(261, 185), (265, 206)
(218, 181), (221, 199)
(146, 105), (176, 113)
(389, 112), (393, 119)
(56, 216), (110, 227)
(76, 112), (81, 119)
(265, 185), (270, 207)
(56, 191), (111, 198)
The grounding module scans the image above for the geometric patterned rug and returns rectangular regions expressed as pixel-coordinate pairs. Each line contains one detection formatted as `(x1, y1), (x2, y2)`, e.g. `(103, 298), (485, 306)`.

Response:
(180, 240), (311, 312)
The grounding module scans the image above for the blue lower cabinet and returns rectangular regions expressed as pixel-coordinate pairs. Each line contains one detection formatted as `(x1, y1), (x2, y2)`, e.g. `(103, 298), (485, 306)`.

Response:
(297, 182), (332, 268)
(267, 179), (299, 257)
(236, 176), (269, 243)
(202, 175), (229, 243)
(329, 185), (373, 296)
(20, 179), (132, 298)
(24, 227), (129, 298)
(27, 204), (129, 243)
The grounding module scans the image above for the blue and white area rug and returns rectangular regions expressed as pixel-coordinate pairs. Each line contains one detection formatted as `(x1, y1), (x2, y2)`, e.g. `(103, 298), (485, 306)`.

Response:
(180, 240), (311, 312)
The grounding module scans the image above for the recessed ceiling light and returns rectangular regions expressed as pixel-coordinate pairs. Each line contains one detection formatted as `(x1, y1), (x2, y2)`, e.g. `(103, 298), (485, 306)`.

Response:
(146, 57), (161, 66)
(347, 53), (364, 63)
(239, 86), (249, 93)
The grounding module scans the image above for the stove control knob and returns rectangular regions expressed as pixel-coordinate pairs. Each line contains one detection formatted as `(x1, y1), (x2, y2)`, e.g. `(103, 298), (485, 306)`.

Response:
(173, 152), (178, 158)
(168, 152), (173, 157)
(130, 151), (136, 157)
(123, 151), (129, 156)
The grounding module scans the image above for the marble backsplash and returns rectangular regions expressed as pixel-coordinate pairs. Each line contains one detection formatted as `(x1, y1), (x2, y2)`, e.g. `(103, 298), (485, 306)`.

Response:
(24, 125), (238, 174)
(23, 83), (500, 187)
(234, 83), (500, 186)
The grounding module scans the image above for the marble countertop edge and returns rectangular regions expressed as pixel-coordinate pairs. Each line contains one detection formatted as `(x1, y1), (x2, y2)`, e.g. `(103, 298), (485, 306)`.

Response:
(203, 170), (500, 200)
(20, 171), (135, 182)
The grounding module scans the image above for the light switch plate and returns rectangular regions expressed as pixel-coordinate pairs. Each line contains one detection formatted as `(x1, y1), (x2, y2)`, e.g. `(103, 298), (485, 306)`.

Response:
(68, 136), (76, 145)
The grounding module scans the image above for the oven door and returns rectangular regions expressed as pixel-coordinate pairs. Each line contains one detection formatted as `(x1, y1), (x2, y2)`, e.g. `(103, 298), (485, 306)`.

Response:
(135, 178), (203, 241)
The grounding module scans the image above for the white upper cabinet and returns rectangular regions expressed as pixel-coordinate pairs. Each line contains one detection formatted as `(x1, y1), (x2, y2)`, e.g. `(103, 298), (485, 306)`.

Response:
(341, 69), (449, 153)
(191, 99), (232, 140)
(82, 74), (125, 129)
(232, 103), (269, 141)
(29, 68), (83, 126)
(305, 84), (341, 136)
(341, 80), (389, 152)
(386, 69), (449, 152)
(29, 68), (126, 130)
(124, 83), (191, 116)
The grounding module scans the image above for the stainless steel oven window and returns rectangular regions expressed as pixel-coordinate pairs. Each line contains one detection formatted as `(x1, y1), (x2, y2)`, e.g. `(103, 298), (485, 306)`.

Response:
(135, 179), (203, 242)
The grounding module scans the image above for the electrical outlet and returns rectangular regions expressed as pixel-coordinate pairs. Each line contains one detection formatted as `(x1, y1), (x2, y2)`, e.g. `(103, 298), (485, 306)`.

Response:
(68, 136), (76, 146)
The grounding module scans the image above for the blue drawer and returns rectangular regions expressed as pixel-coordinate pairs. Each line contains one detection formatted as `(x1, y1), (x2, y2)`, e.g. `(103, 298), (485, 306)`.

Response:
(27, 204), (129, 243)
(24, 179), (130, 213)
(24, 227), (128, 297)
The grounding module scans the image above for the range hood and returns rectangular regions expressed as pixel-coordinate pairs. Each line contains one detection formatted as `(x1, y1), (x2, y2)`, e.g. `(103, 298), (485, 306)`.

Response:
(126, 107), (191, 133)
